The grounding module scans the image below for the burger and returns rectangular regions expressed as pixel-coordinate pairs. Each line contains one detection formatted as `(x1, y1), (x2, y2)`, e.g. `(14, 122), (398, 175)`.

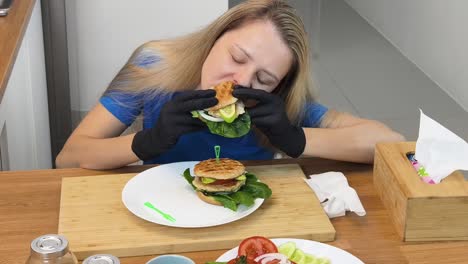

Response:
(199, 81), (245, 123)
(182, 158), (272, 211)
(192, 81), (251, 138)
(193, 158), (246, 205)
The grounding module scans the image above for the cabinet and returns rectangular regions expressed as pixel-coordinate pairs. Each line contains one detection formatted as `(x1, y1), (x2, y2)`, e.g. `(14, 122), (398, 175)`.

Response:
(0, 1), (51, 170)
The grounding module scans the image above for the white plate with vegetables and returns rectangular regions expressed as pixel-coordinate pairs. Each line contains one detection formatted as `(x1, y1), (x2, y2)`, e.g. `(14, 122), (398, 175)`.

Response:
(214, 237), (364, 264)
(122, 161), (265, 228)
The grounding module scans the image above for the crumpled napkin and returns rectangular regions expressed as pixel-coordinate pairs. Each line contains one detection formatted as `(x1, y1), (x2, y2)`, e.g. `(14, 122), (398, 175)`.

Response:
(304, 171), (366, 218)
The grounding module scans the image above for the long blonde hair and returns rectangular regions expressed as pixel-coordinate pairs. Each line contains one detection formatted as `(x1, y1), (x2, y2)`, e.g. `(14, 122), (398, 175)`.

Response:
(107, 0), (315, 125)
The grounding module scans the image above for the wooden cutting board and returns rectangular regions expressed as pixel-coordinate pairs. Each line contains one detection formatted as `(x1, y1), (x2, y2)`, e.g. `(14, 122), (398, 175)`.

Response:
(58, 164), (335, 260)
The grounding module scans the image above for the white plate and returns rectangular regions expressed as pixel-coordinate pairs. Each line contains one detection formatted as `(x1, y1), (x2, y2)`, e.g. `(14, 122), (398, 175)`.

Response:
(122, 161), (264, 228)
(216, 238), (364, 264)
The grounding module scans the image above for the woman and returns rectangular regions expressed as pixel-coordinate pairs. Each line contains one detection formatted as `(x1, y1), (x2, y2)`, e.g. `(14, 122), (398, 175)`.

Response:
(56, 0), (404, 169)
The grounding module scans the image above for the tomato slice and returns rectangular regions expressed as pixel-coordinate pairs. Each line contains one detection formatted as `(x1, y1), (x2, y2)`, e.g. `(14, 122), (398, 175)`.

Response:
(212, 179), (238, 186)
(238, 236), (278, 261)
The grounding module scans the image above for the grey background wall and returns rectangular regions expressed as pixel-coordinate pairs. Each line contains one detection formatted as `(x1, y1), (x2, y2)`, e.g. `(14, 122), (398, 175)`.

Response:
(345, 0), (468, 112)
(229, 0), (243, 8)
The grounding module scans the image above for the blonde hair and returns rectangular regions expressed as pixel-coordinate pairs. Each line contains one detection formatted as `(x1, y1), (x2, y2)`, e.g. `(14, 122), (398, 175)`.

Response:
(107, 0), (315, 125)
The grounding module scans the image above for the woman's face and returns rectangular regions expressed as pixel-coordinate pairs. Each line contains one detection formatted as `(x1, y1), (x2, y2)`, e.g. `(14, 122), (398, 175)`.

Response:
(200, 19), (293, 92)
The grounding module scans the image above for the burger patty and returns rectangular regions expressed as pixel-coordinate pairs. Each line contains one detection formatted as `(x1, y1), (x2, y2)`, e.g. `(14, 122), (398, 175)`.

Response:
(193, 177), (246, 193)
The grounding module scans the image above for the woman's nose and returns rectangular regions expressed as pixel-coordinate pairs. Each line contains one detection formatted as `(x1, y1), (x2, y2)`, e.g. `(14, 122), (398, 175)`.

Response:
(233, 68), (254, 88)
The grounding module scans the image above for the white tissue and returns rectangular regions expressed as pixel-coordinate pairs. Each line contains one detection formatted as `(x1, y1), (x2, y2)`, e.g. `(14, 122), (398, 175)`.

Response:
(304, 172), (366, 218)
(415, 110), (468, 183)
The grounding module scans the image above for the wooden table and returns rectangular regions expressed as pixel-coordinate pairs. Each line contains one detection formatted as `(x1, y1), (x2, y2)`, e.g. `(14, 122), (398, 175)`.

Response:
(1, 158), (466, 264)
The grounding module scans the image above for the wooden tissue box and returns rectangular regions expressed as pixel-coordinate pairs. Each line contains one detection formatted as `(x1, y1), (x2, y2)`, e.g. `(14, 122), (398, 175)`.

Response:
(373, 142), (468, 242)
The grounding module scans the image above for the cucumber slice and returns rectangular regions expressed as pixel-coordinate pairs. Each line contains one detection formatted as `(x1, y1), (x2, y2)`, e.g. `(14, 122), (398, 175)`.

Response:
(219, 104), (237, 123)
(201, 177), (216, 184)
(290, 248), (306, 264)
(236, 175), (246, 181)
(315, 257), (331, 264)
(279, 241), (330, 264)
(303, 253), (317, 264)
(278, 241), (296, 258)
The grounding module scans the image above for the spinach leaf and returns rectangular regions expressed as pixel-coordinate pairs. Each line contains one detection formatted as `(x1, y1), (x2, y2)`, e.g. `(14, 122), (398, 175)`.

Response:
(205, 256), (247, 264)
(212, 194), (238, 211)
(235, 256), (248, 264)
(241, 181), (272, 199)
(182, 168), (196, 190)
(204, 113), (251, 138)
(245, 172), (258, 184)
(193, 172), (272, 212)
(230, 191), (254, 207)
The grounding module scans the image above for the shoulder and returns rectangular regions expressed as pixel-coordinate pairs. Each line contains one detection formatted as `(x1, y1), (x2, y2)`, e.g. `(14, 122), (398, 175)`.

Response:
(302, 102), (328, 127)
(130, 41), (164, 69)
(304, 102), (328, 114)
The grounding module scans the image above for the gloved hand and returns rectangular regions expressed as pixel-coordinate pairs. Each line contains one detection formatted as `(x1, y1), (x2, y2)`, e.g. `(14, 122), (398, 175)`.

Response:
(233, 86), (306, 158)
(132, 90), (217, 161)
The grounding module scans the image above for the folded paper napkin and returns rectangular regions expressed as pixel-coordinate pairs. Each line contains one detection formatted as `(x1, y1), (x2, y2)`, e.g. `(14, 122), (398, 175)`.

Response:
(304, 172), (366, 218)
(416, 109), (468, 183)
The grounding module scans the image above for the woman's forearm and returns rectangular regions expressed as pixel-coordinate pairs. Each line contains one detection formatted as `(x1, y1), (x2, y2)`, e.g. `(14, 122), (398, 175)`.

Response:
(55, 133), (140, 169)
(302, 121), (405, 164)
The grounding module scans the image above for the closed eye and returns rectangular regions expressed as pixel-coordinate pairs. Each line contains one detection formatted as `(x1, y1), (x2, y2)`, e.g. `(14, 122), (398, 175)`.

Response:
(231, 54), (241, 63)
(257, 73), (275, 86)
(257, 76), (267, 85)
(231, 54), (246, 64)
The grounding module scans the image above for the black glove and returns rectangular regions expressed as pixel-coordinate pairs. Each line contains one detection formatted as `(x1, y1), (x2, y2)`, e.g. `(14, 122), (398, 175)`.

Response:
(132, 90), (217, 161)
(233, 86), (306, 158)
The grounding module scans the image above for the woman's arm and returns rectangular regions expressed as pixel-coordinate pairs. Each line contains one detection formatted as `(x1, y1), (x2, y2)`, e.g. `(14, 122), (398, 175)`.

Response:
(55, 103), (140, 169)
(302, 110), (405, 163)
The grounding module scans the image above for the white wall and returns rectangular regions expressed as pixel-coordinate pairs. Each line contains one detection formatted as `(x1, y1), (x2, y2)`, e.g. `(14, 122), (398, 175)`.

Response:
(0, 1), (52, 170)
(287, 0), (321, 58)
(65, 0), (228, 113)
(345, 0), (468, 111)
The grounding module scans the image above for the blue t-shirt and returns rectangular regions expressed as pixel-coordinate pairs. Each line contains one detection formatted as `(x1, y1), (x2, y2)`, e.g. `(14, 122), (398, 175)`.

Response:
(100, 91), (327, 164)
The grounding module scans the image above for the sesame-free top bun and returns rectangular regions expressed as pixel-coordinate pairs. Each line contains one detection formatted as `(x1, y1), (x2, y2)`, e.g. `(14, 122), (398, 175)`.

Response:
(196, 191), (222, 206)
(207, 81), (238, 111)
(194, 158), (245, 180)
